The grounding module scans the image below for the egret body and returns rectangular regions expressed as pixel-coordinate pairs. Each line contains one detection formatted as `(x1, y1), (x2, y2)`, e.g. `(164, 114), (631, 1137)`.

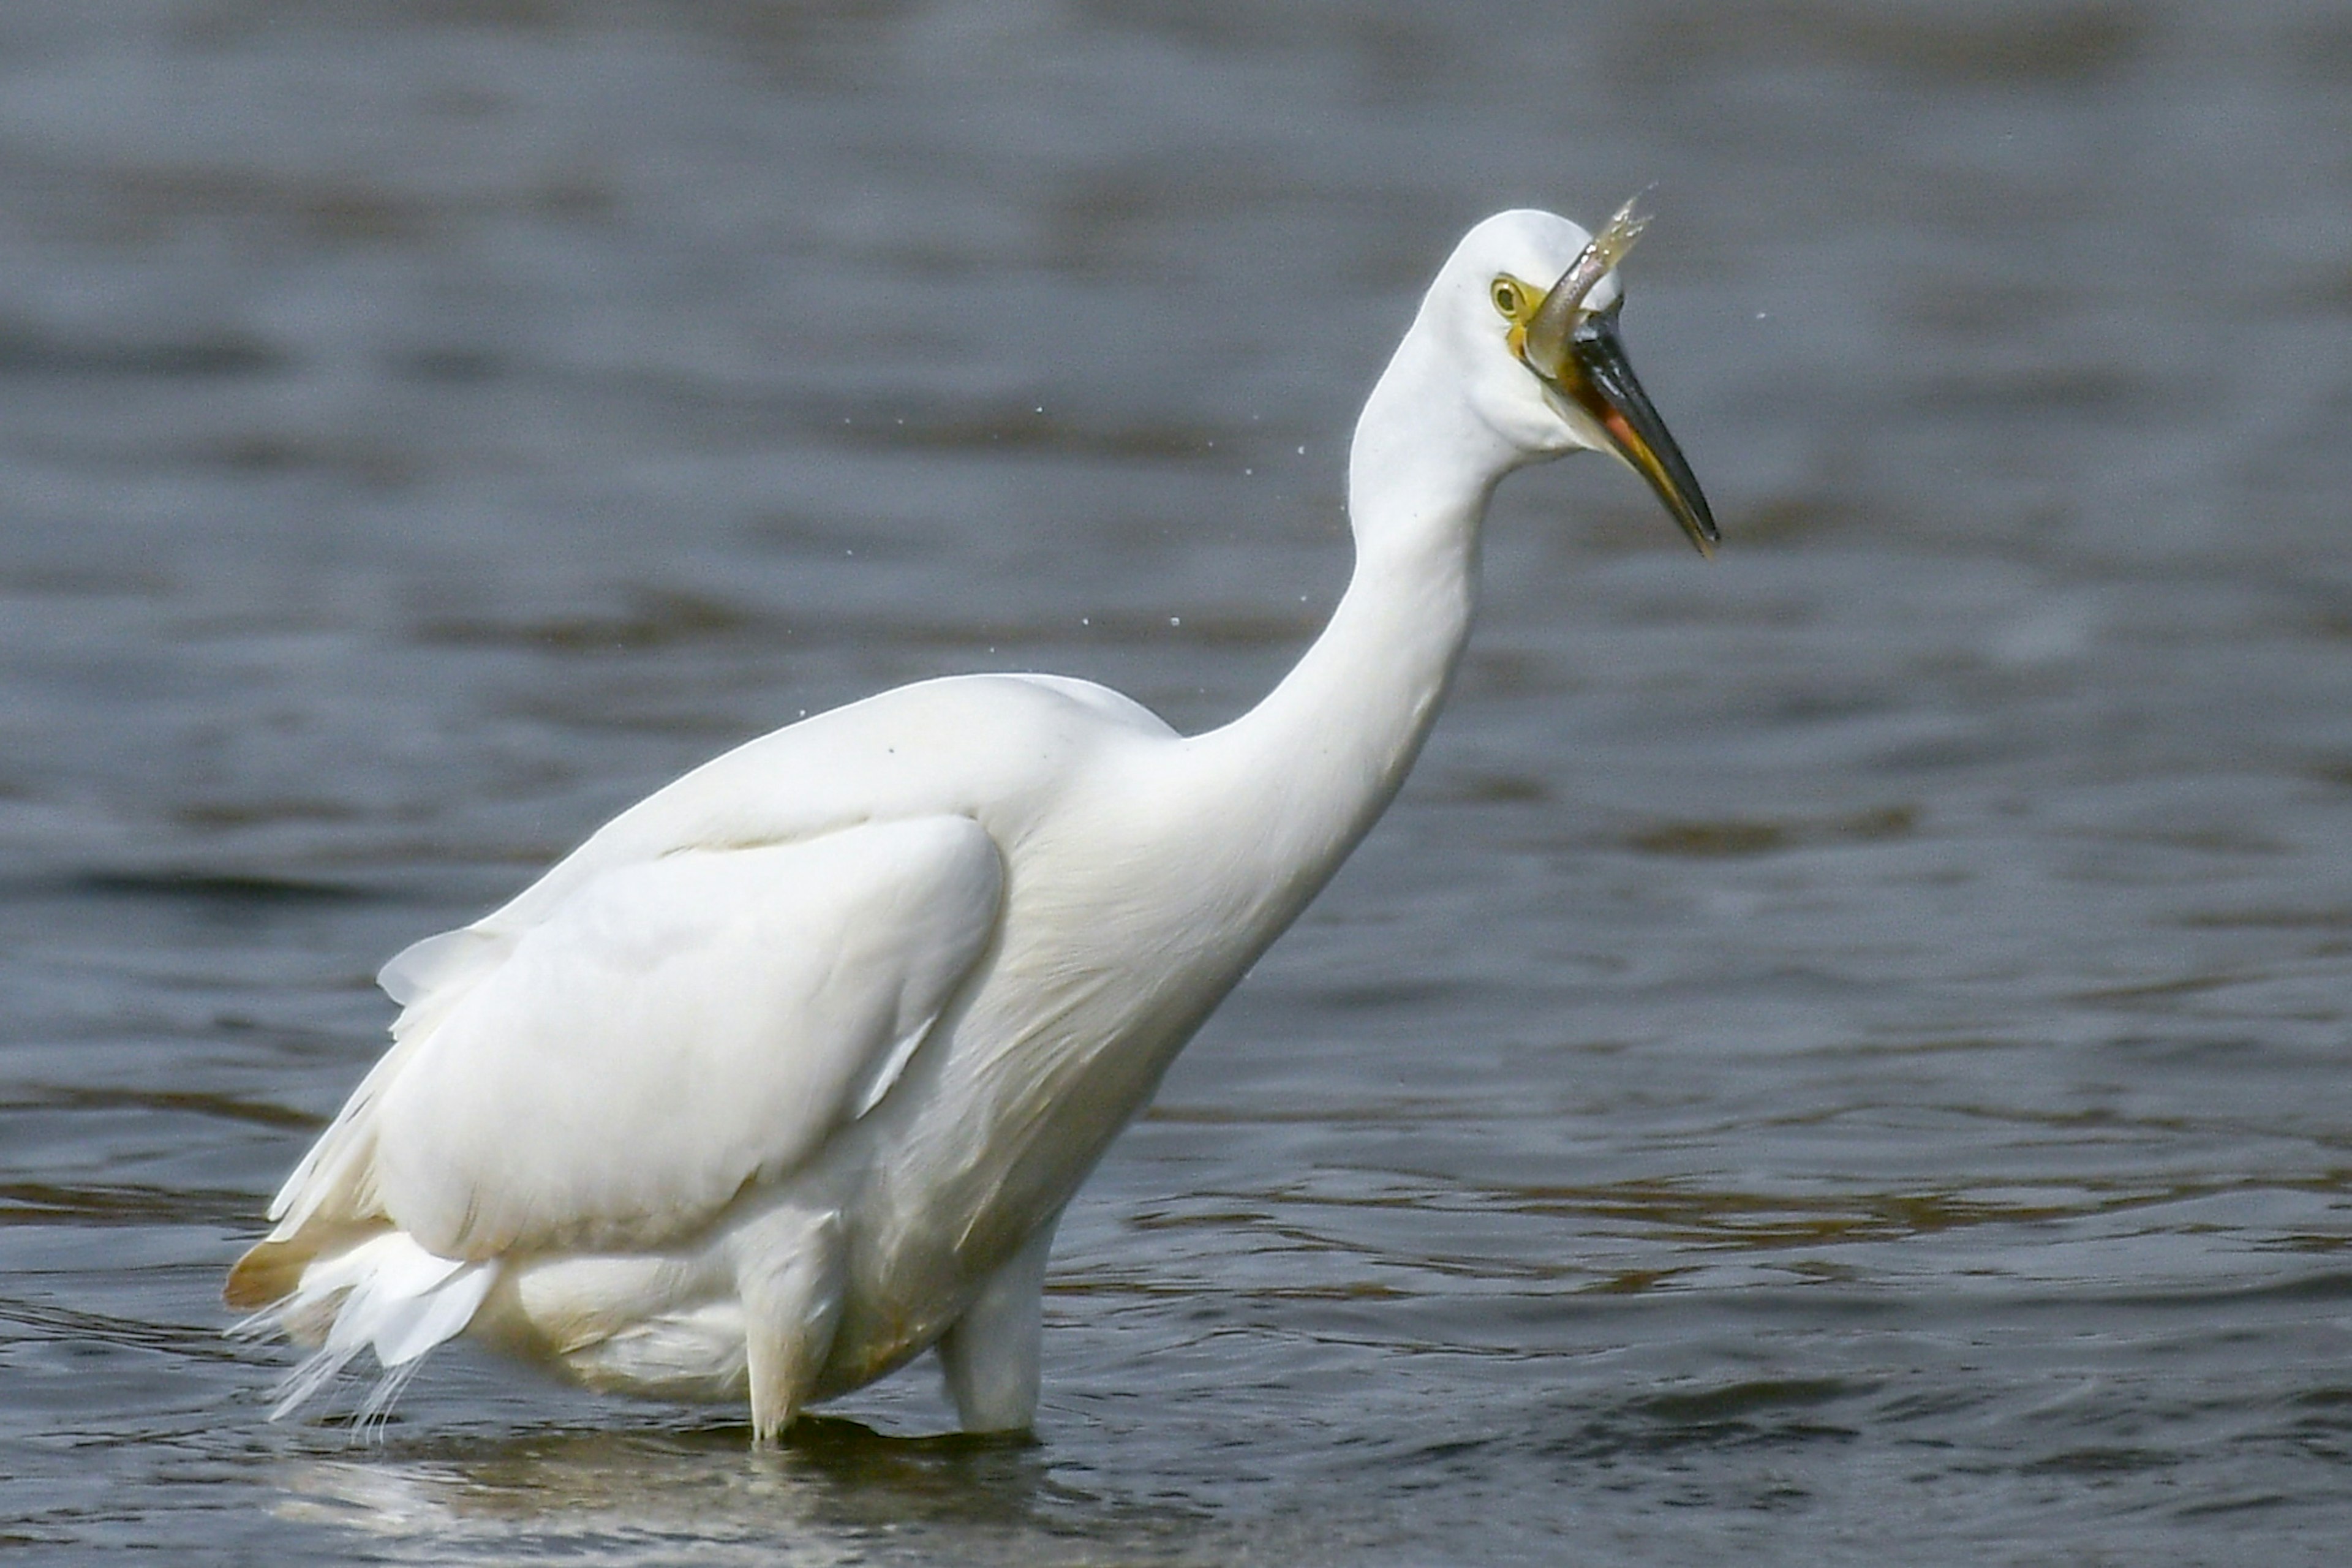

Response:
(227, 205), (1716, 1441)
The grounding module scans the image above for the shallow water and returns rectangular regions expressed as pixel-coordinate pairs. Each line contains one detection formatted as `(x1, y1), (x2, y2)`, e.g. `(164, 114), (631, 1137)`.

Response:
(4, 1), (2352, 1562)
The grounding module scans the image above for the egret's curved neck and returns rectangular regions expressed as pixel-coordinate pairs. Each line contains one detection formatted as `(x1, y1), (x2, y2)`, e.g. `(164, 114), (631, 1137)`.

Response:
(1193, 330), (1518, 908)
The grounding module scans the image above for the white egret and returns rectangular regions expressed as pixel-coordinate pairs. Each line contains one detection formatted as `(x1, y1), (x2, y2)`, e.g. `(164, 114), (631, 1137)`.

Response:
(227, 203), (1717, 1441)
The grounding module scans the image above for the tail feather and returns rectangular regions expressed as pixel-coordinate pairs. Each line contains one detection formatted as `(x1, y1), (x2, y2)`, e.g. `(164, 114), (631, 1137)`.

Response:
(260, 927), (506, 1240)
(239, 1231), (496, 1420)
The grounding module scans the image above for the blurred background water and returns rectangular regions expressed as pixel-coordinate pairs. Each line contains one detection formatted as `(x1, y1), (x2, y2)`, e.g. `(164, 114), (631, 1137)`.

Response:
(2, 1), (2350, 1562)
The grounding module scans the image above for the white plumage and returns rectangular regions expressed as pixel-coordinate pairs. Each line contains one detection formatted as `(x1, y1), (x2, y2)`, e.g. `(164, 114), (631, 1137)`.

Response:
(228, 206), (1715, 1441)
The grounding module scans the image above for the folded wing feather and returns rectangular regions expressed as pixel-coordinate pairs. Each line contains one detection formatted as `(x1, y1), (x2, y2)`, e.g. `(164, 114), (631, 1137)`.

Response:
(244, 815), (1004, 1281)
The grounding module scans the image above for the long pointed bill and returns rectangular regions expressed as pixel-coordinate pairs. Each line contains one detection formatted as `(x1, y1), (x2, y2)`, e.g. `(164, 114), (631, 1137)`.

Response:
(1557, 302), (1718, 557)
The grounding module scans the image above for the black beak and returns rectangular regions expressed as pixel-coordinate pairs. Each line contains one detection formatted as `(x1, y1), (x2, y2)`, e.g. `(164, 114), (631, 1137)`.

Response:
(1559, 303), (1718, 557)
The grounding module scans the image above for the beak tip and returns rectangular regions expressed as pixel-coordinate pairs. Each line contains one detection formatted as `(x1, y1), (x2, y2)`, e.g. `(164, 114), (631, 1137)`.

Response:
(1563, 309), (1718, 567)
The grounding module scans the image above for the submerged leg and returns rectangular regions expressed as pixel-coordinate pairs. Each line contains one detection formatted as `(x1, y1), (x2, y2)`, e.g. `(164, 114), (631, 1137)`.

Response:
(937, 1219), (1056, 1433)
(732, 1208), (844, 1445)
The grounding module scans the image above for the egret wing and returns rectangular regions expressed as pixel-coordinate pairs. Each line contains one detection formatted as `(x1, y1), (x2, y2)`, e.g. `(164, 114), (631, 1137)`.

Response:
(274, 815), (1003, 1264)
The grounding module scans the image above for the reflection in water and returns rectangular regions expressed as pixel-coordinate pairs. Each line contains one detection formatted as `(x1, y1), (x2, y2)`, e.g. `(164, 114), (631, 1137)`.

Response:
(274, 1418), (1196, 1567)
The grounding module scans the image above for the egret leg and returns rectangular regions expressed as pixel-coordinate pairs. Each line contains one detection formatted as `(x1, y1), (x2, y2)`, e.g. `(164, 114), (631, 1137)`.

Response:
(937, 1218), (1056, 1433)
(733, 1207), (844, 1445)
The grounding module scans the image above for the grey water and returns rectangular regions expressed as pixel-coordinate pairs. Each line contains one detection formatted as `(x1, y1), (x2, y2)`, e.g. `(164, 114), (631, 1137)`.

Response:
(3, 1), (2350, 1562)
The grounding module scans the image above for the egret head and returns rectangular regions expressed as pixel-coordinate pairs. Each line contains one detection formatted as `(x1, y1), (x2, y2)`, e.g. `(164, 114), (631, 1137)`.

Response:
(1437, 203), (1717, 557)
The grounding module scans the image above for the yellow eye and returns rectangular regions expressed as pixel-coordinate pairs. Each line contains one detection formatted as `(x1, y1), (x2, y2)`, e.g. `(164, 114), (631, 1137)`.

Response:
(1490, 278), (1521, 318)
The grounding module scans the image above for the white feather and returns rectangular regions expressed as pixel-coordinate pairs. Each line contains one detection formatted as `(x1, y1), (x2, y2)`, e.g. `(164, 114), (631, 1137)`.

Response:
(251, 1232), (495, 1419)
(369, 816), (1003, 1258)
